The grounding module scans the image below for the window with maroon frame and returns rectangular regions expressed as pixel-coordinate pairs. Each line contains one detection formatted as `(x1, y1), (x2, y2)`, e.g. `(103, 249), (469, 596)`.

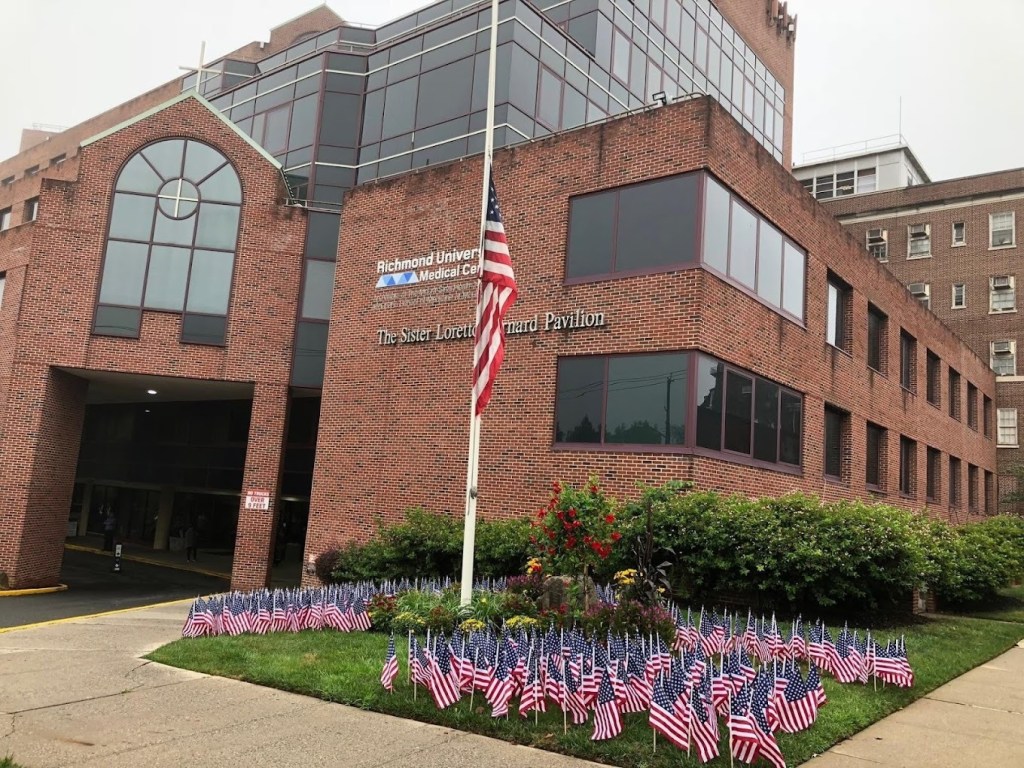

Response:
(566, 172), (700, 280)
(94, 139), (241, 344)
(555, 353), (689, 446)
(554, 352), (802, 470)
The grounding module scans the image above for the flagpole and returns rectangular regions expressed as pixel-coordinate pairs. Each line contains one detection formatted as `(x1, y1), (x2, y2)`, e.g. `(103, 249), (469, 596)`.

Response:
(460, 0), (500, 608)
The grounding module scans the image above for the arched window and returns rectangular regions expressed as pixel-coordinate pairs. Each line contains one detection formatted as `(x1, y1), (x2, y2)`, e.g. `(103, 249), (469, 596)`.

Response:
(93, 139), (242, 345)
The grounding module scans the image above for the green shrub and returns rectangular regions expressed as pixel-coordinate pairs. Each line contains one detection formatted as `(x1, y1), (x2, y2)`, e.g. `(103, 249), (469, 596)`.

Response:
(475, 517), (532, 577)
(926, 515), (1024, 605)
(614, 487), (932, 612)
(326, 509), (531, 583)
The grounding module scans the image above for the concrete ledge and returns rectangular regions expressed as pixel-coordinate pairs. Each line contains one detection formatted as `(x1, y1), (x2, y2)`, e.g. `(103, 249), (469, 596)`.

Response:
(0, 583), (69, 597)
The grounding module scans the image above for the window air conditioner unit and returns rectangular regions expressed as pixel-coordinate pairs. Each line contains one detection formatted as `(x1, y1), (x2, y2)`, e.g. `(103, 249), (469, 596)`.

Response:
(867, 228), (886, 244)
(910, 224), (929, 238)
(908, 282), (928, 295)
(993, 276), (1012, 290)
(993, 340), (1012, 354)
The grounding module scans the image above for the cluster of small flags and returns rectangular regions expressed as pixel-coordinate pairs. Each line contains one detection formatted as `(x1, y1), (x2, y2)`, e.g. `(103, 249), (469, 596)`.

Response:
(670, 607), (915, 690)
(179, 577), (510, 638)
(383, 609), (914, 768)
(181, 586), (372, 637)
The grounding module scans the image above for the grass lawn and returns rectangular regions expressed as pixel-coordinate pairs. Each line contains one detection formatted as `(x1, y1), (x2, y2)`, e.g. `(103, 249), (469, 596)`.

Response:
(948, 585), (1024, 624)
(1, 758), (23, 768)
(148, 614), (1024, 768)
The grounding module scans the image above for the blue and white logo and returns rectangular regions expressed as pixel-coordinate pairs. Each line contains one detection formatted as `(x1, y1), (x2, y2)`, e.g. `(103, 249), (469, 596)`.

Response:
(375, 271), (419, 288)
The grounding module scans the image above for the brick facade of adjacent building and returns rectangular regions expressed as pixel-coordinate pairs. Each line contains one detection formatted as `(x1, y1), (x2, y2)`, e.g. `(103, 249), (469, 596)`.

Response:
(304, 97), (996, 573)
(825, 171), (1024, 511)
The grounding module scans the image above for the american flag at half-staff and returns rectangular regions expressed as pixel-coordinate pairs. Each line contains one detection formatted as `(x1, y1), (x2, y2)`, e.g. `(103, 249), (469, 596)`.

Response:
(471, 176), (517, 415)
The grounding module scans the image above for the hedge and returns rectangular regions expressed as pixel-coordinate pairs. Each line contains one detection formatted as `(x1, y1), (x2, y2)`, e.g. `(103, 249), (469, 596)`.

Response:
(314, 484), (1024, 613)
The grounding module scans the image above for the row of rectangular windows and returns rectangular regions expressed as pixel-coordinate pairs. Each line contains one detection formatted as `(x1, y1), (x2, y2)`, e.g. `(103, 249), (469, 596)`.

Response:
(866, 214), (1016, 261)
(0, 154), (65, 188)
(0, 198), (39, 231)
(824, 410), (994, 511)
(827, 275), (992, 433)
(555, 351), (803, 470)
(566, 171), (807, 322)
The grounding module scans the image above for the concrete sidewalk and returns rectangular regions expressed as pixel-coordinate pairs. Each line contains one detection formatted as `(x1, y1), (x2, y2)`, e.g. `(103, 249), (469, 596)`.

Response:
(805, 637), (1024, 768)
(1, 603), (1022, 768)
(0, 602), (602, 768)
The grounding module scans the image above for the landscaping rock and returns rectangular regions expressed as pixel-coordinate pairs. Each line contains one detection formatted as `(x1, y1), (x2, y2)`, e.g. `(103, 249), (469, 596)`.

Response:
(539, 574), (598, 612)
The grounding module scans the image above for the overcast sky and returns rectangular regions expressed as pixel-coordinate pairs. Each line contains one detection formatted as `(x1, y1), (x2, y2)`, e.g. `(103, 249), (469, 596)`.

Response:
(4, 0), (1021, 180)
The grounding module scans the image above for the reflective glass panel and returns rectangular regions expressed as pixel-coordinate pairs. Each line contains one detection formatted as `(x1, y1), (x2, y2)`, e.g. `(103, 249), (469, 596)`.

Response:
(566, 192), (615, 278)
(301, 260), (336, 320)
(757, 221), (783, 306)
(144, 246), (190, 311)
(199, 164), (242, 204)
(752, 378), (779, 462)
(109, 194), (156, 241)
(183, 141), (225, 182)
(703, 176), (730, 273)
(695, 355), (723, 450)
(185, 250), (234, 314)
(606, 354), (687, 445)
(152, 209), (197, 246)
(723, 370), (752, 454)
(555, 357), (605, 443)
(99, 241), (148, 305)
(117, 154), (162, 194)
(728, 201), (757, 289)
(141, 139), (185, 180)
(196, 204), (240, 250)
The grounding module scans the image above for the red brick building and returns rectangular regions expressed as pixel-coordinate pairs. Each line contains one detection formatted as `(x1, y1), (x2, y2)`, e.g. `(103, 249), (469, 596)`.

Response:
(306, 97), (996, 569)
(0, 1), (997, 591)
(797, 148), (1024, 511)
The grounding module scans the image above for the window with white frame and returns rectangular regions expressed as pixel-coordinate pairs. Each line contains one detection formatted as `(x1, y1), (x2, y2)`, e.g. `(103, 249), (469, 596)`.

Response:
(990, 275), (1016, 312)
(991, 340), (1017, 376)
(952, 221), (966, 246)
(990, 212), (1015, 248)
(0, 207), (10, 231)
(0, 271), (5, 309)
(856, 167), (877, 194)
(24, 198), (38, 222)
(908, 282), (930, 309)
(866, 228), (888, 261)
(952, 283), (966, 309)
(997, 408), (1018, 446)
(908, 223), (931, 257)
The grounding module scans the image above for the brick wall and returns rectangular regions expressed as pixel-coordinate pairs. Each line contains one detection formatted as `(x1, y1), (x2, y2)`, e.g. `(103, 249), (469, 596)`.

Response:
(305, 96), (995, 575)
(0, 95), (307, 589)
(826, 181), (1024, 504)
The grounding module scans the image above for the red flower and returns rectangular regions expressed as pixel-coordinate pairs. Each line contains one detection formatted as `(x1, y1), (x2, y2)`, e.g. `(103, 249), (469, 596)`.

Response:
(546, 529), (555, 540)
(556, 510), (564, 520)
(589, 484), (598, 494)
(552, 481), (562, 493)
(568, 508), (577, 519)
(548, 547), (556, 555)
(611, 531), (622, 541)
(529, 535), (537, 544)
(605, 514), (616, 524)
(566, 537), (576, 548)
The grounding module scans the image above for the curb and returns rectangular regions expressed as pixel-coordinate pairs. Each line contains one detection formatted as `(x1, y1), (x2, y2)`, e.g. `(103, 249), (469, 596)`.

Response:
(0, 597), (194, 635)
(0, 583), (69, 598)
(64, 543), (231, 581)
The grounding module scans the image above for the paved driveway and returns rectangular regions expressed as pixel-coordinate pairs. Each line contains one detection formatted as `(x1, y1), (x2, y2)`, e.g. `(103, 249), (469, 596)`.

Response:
(0, 549), (227, 629)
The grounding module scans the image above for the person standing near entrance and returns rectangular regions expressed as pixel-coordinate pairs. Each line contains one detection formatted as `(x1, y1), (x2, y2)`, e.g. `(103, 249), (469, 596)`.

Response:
(102, 508), (116, 551)
(184, 523), (197, 563)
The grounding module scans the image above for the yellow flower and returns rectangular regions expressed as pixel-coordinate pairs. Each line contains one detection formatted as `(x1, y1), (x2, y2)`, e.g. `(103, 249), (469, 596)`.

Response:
(460, 618), (486, 632)
(614, 569), (638, 586)
(526, 557), (543, 575)
(506, 615), (539, 629)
